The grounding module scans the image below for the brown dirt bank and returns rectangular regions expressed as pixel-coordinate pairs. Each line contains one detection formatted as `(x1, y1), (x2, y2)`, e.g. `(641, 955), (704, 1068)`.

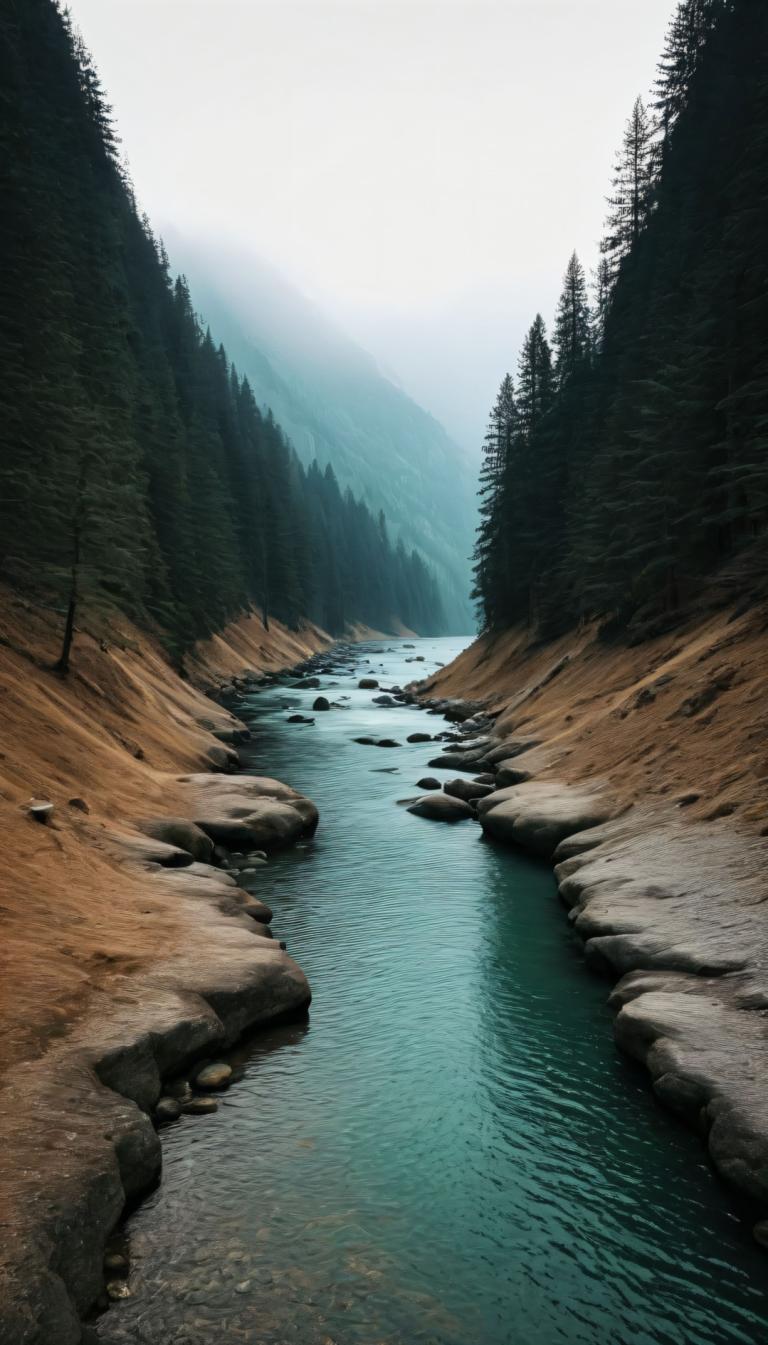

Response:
(0, 589), (331, 1343)
(415, 602), (768, 1244)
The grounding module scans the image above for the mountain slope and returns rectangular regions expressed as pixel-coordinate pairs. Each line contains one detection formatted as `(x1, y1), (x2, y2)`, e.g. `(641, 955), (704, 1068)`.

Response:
(163, 233), (477, 631)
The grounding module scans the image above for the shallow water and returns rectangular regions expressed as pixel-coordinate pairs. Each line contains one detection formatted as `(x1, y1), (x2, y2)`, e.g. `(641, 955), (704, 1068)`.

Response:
(97, 637), (768, 1345)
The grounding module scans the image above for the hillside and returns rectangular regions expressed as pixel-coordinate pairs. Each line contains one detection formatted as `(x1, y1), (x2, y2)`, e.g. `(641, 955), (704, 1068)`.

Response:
(163, 233), (477, 631)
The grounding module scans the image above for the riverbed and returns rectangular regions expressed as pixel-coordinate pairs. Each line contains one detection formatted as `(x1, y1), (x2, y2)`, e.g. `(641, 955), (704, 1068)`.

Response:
(96, 637), (768, 1345)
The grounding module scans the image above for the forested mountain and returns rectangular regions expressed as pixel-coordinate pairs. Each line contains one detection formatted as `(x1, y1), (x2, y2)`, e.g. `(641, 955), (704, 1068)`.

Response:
(473, 0), (768, 637)
(0, 0), (446, 667)
(161, 234), (477, 631)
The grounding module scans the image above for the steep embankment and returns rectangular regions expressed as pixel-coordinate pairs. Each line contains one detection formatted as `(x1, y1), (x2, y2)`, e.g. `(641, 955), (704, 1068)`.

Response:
(0, 590), (330, 1343)
(418, 602), (768, 1243)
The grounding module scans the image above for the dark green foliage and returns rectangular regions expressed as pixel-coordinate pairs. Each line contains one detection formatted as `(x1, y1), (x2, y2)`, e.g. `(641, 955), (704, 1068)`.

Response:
(473, 0), (768, 637)
(0, 0), (444, 661)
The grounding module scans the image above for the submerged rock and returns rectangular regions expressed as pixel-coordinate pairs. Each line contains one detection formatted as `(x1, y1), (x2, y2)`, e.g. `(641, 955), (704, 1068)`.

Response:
(359, 678), (379, 689)
(416, 777), (441, 790)
(407, 732), (432, 743)
(182, 1097), (219, 1116)
(313, 696), (330, 711)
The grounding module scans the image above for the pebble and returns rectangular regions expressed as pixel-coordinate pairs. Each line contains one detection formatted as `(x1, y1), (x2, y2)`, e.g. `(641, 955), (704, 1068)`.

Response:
(194, 1062), (233, 1090)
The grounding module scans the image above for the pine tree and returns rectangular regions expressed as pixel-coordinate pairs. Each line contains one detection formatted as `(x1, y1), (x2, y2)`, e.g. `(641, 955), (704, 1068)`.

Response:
(601, 97), (656, 284)
(553, 253), (591, 389)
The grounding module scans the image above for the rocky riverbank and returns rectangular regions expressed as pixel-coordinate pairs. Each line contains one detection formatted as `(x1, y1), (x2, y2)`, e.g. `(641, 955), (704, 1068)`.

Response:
(408, 604), (768, 1247)
(0, 592), (334, 1343)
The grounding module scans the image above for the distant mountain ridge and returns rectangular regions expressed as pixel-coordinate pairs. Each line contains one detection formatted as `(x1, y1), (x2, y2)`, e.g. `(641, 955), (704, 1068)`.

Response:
(163, 233), (477, 631)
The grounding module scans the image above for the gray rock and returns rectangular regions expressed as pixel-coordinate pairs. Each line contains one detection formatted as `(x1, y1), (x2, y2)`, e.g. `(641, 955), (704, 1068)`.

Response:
(376, 739), (400, 748)
(444, 778), (494, 802)
(372, 694), (395, 705)
(495, 762), (533, 788)
(359, 678), (379, 689)
(407, 794), (474, 823)
(407, 732), (432, 743)
(313, 696), (330, 711)
(416, 777), (441, 790)
(479, 782), (612, 857)
(139, 818), (214, 864)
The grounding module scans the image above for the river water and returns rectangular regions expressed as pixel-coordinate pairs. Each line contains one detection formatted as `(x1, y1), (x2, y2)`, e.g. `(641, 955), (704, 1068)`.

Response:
(97, 637), (768, 1345)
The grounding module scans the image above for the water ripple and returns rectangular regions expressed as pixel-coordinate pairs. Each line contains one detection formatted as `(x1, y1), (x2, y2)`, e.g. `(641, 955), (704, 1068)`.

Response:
(97, 638), (768, 1345)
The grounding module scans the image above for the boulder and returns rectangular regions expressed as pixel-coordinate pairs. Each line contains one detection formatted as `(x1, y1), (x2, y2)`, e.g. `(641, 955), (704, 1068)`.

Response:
(407, 794), (474, 823)
(480, 738), (541, 767)
(287, 714), (314, 724)
(138, 818), (214, 864)
(372, 694), (395, 705)
(444, 779), (494, 802)
(181, 774), (318, 852)
(359, 678), (379, 689)
(479, 782), (612, 857)
(376, 739), (400, 748)
(416, 777), (441, 790)
(354, 736), (377, 745)
(312, 696), (331, 711)
(407, 732), (432, 743)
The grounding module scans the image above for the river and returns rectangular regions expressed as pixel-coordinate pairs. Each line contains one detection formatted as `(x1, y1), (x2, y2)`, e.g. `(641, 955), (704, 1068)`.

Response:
(96, 637), (768, 1345)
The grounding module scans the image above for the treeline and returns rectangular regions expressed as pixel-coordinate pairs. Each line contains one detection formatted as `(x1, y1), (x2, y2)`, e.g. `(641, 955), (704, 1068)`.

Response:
(473, 0), (768, 637)
(0, 0), (444, 668)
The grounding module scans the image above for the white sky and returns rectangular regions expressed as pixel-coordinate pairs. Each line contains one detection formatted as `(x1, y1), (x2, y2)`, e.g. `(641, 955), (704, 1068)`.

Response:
(69, 0), (676, 449)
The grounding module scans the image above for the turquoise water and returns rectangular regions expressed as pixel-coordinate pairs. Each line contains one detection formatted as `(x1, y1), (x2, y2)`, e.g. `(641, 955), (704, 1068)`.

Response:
(97, 638), (768, 1345)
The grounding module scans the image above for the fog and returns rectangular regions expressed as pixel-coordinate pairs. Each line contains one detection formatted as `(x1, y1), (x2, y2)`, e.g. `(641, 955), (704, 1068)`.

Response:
(69, 0), (676, 451)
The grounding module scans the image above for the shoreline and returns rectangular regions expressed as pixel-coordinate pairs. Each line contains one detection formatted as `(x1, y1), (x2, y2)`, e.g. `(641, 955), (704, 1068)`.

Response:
(413, 667), (768, 1247)
(0, 604), (336, 1344)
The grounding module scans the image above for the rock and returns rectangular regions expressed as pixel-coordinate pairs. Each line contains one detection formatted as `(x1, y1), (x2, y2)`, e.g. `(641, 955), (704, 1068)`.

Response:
(194, 1062), (233, 1090)
(287, 713), (314, 724)
(372, 694), (395, 705)
(407, 794), (474, 823)
(407, 732), (432, 743)
(246, 851), (268, 862)
(416, 777), (441, 790)
(312, 696), (330, 711)
(106, 1281), (131, 1301)
(480, 738), (542, 767)
(473, 774), (496, 785)
(444, 778), (494, 802)
(291, 677), (321, 688)
(205, 743), (239, 772)
(354, 736), (377, 745)
(239, 895), (273, 923)
(139, 818), (214, 864)
(359, 678), (379, 689)
(154, 1097), (182, 1123)
(479, 782), (612, 857)
(67, 797), (89, 813)
(182, 1097), (219, 1115)
(495, 762), (533, 788)
(185, 774), (318, 852)
(427, 753), (485, 773)
(376, 739), (400, 748)
(27, 799), (54, 824)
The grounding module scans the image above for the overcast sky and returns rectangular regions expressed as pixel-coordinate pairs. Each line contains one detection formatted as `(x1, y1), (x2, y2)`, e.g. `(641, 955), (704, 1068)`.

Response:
(69, 0), (676, 450)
